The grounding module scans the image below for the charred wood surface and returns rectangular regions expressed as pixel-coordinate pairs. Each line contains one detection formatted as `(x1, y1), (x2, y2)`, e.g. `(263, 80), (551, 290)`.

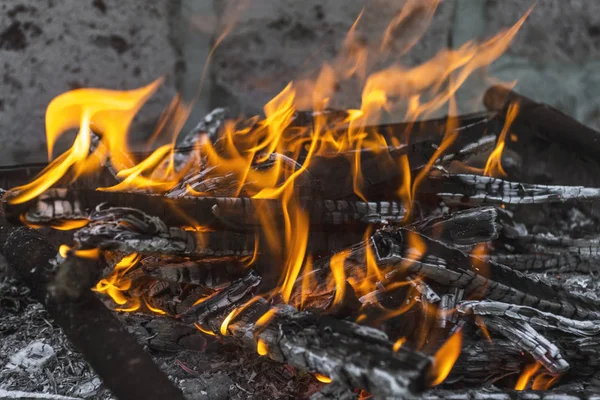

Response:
(194, 293), (431, 398)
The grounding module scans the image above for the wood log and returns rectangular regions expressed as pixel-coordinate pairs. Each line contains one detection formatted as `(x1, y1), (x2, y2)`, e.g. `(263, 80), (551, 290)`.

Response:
(292, 226), (600, 320)
(191, 293), (432, 398)
(484, 85), (600, 162)
(425, 173), (600, 206)
(0, 220), (185, 400)
(6, 187), (407, 230)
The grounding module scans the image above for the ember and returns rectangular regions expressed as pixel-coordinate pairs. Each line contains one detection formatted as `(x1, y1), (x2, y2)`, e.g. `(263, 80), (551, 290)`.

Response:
(3, 2), (600, 399)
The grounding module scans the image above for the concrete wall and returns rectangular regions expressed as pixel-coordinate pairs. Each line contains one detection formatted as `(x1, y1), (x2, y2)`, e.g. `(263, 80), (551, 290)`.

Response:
(2, 0), (600, 166)
(0, 0), (181, 165)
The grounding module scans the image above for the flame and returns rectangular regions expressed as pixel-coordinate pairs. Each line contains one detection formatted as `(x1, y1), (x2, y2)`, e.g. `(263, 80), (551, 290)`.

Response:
(330, 250), (350, 306)
(7, 79), (163, 204)
(194, 323), (216, 336)
(256, 339), (268, 356)
(429, 329), (463, 386)
(6, 2), (532, 336)
(393, 337), (407, 352)
(144, 298), (168, 315)
(93, 253), (140, 309)
(484, 102), (520, 177)
(532, 373), (560, 391)
(58, 245), (99, 260)
(515, 362), (541, 391)
(314, 374), (332, 384)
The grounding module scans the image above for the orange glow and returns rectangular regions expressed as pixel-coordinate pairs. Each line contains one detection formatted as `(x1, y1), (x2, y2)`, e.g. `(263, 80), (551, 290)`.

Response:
(314, 374), (332, 384)
(256, 339), (268, 356)
(484, 102), (520, 177)
(194, 323), (216, 336)
(429, 329), (463, 386)
(515, 362), (541, 391)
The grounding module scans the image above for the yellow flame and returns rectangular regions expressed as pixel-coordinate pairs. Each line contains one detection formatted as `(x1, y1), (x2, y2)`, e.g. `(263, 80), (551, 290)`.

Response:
(7, 79), (162, 204)
(330, 250), (350, 306)
(429, 329), (463, 386)
(58, 245), (99, 260)
(484, 102), (520, 177)
(314, 373), (332, 383)
(256, 339), (268, 356)
(93, 253), (140, 307)
(5, 2), (532, 321)
(144, 298), (168, 315)
(393, 337), (407, 352)
(515, 362), (541, 391)
(194, 323), (216, 336)
(220, 308), (239, 336)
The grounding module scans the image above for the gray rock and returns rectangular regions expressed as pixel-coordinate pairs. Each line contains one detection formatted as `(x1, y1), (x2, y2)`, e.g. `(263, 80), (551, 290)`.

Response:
(0, 0), (180, 165)
(6, 341), (54, 372)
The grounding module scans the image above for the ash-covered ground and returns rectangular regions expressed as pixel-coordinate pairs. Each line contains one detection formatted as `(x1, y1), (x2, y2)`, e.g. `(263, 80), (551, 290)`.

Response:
(0, 259), (319, 400)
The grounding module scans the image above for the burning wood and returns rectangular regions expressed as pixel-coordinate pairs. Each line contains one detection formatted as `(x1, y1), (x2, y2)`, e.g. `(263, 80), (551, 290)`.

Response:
(5, 3), (600, 399)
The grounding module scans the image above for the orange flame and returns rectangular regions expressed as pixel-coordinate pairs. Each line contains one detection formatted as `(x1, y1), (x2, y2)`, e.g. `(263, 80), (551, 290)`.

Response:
(93, 253), (141, 310)
(515, 362), (541, 391)
(314, 373), (332, 384)
(429, 329), (463, 386)
(532, 373), (560, 391)
(6, 2), (532, 325)
(484, 102), (520, 177)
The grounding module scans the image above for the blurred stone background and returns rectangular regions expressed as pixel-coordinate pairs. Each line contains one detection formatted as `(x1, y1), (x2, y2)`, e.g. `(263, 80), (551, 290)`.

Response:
(1, 0), (599, 165)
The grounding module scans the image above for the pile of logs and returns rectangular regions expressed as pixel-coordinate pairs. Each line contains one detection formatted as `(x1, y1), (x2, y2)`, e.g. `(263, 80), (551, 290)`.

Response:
(4, 86), (600, 399)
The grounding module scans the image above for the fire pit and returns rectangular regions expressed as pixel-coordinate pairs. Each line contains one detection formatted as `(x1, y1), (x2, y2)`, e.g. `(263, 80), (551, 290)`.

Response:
(2, 2), (600, 399)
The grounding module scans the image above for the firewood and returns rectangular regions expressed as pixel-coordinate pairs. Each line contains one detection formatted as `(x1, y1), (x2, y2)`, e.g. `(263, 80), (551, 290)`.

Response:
(0, 220), (185, 400)
(190, 291), (432, 398)
(484, 85), (600, 162)
(7, 187), (407, 229)
(425, 173), (600, 206)
(141, 256), (246, 289)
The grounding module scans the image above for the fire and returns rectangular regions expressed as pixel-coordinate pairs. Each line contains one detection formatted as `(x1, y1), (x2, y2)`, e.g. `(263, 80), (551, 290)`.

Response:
(484, 102), (520, 177)
(256, 339), (268, 356)
(429, 329), (463, 387)
(93, 253), (141, 310)
(330, 250), (350, 306)
(532, 373), (560, 391)
(4, 3), (535, 389)
(515, 362), (541, 391)
(6, 79), (163, 204)
(58, 245), (99, 260)
(314, 373), (332, 384)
